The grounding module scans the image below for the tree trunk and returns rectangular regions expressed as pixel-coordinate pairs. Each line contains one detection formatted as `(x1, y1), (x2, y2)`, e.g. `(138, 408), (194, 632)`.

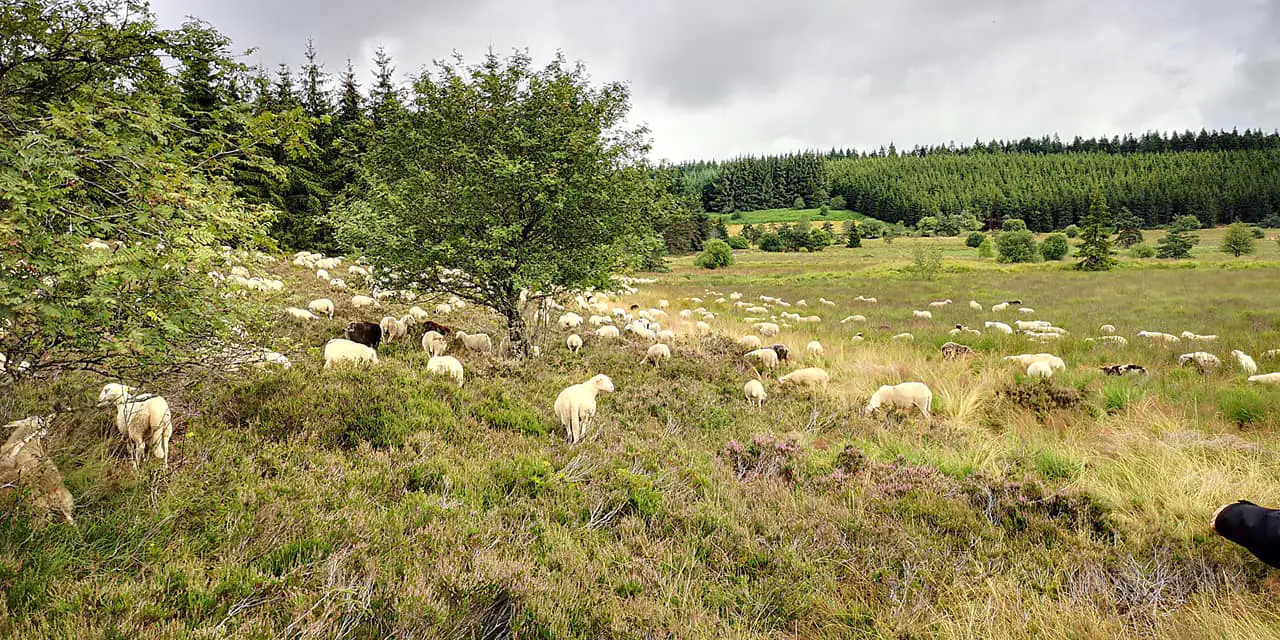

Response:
(504, 305), (529, 358)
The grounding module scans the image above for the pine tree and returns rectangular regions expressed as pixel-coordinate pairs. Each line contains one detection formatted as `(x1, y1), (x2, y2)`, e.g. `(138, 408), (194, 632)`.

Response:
(1114, 207), (1144, 247)
(845, 221), (861, 247)
(369, 46), (401, 129)
(1156, 227), (1199, 259)
(336, 59), (363, 126)
(1076, 189), (1115, 271)
(272, 63), (300, 110)
(299, 38), (331, 118)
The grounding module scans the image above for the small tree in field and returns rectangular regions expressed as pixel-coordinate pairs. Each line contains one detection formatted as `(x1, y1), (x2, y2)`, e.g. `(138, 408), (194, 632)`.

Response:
(695, 239), (734, 269)
(332, 51), (661, 356)
(996, 220), (1038, 263)
(1114, 207), (1144, 248)
(1221, 222), (1256, 257)
(1040, 234), (1070, 260)
(792, 196), (806, 209)
(1156, 228), (1199, 259)
(1076, 189), (1115, 271)
(846, 222), (862, 247)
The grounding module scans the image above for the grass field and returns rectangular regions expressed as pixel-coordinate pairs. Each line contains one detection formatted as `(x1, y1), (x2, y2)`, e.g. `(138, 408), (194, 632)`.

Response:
(5, 230), (1280, 638)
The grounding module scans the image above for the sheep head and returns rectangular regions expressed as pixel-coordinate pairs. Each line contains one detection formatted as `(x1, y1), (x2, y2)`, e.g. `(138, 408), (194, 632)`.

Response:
(97, 383), (135, 406)
(591, 374), (615, 393)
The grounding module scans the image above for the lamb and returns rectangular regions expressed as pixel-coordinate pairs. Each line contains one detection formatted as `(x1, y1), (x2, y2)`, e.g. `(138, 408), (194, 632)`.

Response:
(805, 340), (824, 358)
(756, 322), (780, 337)
(863, 382), (932, 419)
(1178, 351), (1221, 373)
(766, 344), (791, 362)
(941, 342), (974, 360)
(1248, 373), (1280, 384)
(891, 333), (914, 341)
(969, 300), (983, 311)
(554, 374), (616, 444)
(643, 343), (671, 366)
(840, 315), (867, 324)
(1, 415), (75, 523)
(1018, 307), (1035, 314)
(984, 321), (1014, 335)
(738, 335), (762, 350)
(1138, 331), (1179, 343)
(1099, 324), (1116, 334)
(316, 269), (330, 281)
(1181, 331), (1219, 342)
(323, 338), (378, 369)
(658, 299), (670, 309)
(344, 321), (383, 350)
(97, 384), (174, 468)
(422, 330), (449, 356)
(566, 334), (583, 353)
(285, 307), (318, 321)
(455, 331), (494, 353)
(744, 379), (767, 407)
(819, 297), (836, 306)
(913, 310), (933, 320)
(596, 325), (621, 339)
(929, 299), (952, 308)
(434, 303), (452, 315)
(408, 306), (430, 323)
(949, 324), (981, 337)
(558, 312), (584, 329)
(426, 355), (465, 387)
(854, 296), (878, 303)
(329, 278), (348, 291)
(1231, 350), (1259, 375)
(1003, 353), (1065, 372)
(1026, 360), (1054, 379)
(351, 295), (378, 309)
(1101, 364), (1147, 376)
(745, 348), (780, 369)
(991, 302), (1010, 312)
(778, 367), (830, 388)
(380, 316), (408, 343)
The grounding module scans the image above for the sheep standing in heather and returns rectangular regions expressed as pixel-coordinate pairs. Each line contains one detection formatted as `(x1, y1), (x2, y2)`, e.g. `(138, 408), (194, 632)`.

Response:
(97, 384), (174, 468)
(1026, 360), (1054, 379)
(285, 307), (318, 321)
(308, 298), (335, 319)
(1, 415), (75, 523)
(863, 382), (933, 419)
(778, 367), (830, 388)
(426, 355), (465, 387)
(643, 343), (671, 366)
(1231, 350), (1258, 375)
(554, 374), (616, 444)
(805, 340), (824, 358)
(422, 331), (448, 356)
(745, 348), (780, 369)
(323, 338), (378, 369)
(744, 380), (767, 407)
(380, 316), (408, 343)
(566, 334), (583, 353)
(1179, 351), (1221, 373)
(345, 322), (382, 350)
(1249, 372), (1280, 384)
(455, 331), (494, 353)
(738, 335), (762, 350)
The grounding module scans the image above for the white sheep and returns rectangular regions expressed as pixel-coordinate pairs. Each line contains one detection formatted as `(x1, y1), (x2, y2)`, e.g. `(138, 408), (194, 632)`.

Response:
(656, 330), (676, 343)
(306, 299), (334, 319)
(315, 269), (330, 281)
(285, 307), (318, 321)
(84, 238), (111, 251)
(891, 333), (914, 341)
(566, 334), (583, 353)
(991, 302), (1010, 312)
(745, 348), (780, 369)
(913, 310), (933, 320)
(426, 355), (464, 387)
(744, 379), (767, 407)
(1026, 360), (1054, 379)
(657, 299), (670, 309)
(1099, 324), (1116, 334)
(778, 367), (830, 388)
(1231, 350), (1258, 375)
(351, 295), (378, 309)
(329, 278), (349, 291)
(929, 299), (952, 308)
(969, 300), (983, 311)
(738, 335), (762, 350)
(380, 316), (408, 343)
(756, 322), (780, 337)
(1265, 349), (1280, 359)
(554, 374), (616, 444)
(984, 321), (1013, 335)
(695, 321), (712, 333)
(854, 296), (878, 304)
(840, 315), (867, 324)
(1178, 351), (1221, 373)
(434, 303), (453, 315)
(323, 338), (378, 369)
(421, 331), (448, 356)
(97, 384), (173, 468)
(1086, 335), (1129, 346)
(1248, 372), (1280, 384)
(1018, 307), (1035, 314)
(1004, 353), (1066, 373)
(863, 382), (933, 419)
(805, 340), (824, 358)
(1181, 331), (1219, 342)
(230, 265), (250, 278)
(1138, 331), (1179, 343)
(643, 343), (671, 366)
(455, 331), (493, 353)
(558, 312), (584, 329)
(819, 298), (836, 306)
(595, 325), (621, 339)
(408, 306), (430, 322)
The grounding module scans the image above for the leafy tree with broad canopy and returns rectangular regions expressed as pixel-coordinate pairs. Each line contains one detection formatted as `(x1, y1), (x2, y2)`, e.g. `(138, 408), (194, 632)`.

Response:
(332, 51), (664, 356)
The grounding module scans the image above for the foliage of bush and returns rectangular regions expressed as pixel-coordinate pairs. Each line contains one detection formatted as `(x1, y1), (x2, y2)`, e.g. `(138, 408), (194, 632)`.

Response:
(1040, 234), (1070, 260)
(1221, 223), (1256, 257)
(996, 229), (1039, 263)
(1130, 243), (1156, 258)
(965, 231), (985, 248)
(725, 235), (749, 250)
(694, 239), (735, 269)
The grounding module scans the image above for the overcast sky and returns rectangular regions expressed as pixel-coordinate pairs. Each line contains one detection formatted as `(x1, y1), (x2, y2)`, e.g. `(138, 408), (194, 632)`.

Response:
(150, 0), (1280, 162)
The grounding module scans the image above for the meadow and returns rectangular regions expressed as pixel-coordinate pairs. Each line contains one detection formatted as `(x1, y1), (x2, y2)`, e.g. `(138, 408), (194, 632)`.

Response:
(5, 232), (1280, 639)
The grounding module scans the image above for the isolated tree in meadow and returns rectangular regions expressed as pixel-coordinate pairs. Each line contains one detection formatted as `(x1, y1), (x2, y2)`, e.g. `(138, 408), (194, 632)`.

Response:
(1114, 207), (1144, 248)
(1076, 189), (1115, 271)
(1040, 234), (1070, 260)
(694, 239), (734, 269)
(332, 51), (662, 356)
(792, 196), (806, 209)
(1156, 227), (1199, 259)
(846, 222), (862, 247)
(829, 195), (846, 210)
(1221, 222), (1256, 257)
(996, 219), (1038, 263)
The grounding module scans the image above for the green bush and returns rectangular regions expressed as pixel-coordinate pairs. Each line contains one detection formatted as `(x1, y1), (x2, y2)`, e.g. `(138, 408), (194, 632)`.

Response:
(694, 239), (734, 269)
(1001, 218), (1028, 232)
(965, 231), (985, 248)
(792, 196), (805, 209)
(1171, 215), (1202, 232)
(1250, 226), (1265, 239)
(828, 195), (846, 210)
(1156, 228), (1198, 259)
(977, 237), (995, 258)
(1221, 222), (1256, 257)
(910, 246), (944, 280)
(1064, 224), (1080, 238)
(1130, 243), (1156, 258)
(996, 229), (1039, 263)
(819, 204), (830, 217)
(859, 218), (885, 238)
(725, 235), (749, 250)
(758, 232), (783, 252)
(1040, 234), (1070, 260)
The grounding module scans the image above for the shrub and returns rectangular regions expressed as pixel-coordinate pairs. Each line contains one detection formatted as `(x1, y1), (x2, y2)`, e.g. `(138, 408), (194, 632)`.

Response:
(1064, 224), (1080, 238)
(1218, 388), (1270, 427)
(977, 237), (995, 258)
(1001, 218), (1028, 232)
(1261, 214), (1280, 229)
(1221, 222), (1256, 257)
(910, 246), (944, 280)
(845, 222), (862, 248)
(858, 218), (885, 238)
(1156, 228), (1198, 259)
(829, 195), (846, 210)
(965, 231), (985, 248)
(725, 235), (749, 250)
(917, 216), (938, 236)
(806, 228), (832, 251)
(730, 211), (742, 221)
(996, 228), (1039, 263)
(1171, 214), (1202, 232)
(1250, 226), (1265, 239)
(792, 196), (805, 209)
(819, 204), (830, 217)
(1040, 234), (1070, 260)
(758, 232), (783, 252)
(1130, 243), (1156, 258)
(694, 239), (734, 269)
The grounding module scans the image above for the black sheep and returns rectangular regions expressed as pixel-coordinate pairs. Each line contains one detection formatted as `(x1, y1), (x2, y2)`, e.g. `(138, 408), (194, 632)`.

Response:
(345, 321), (383, 351)
(766, 343), (790, 362)
(420, 320), (452, 336)
(1212, 500), (1280, 568)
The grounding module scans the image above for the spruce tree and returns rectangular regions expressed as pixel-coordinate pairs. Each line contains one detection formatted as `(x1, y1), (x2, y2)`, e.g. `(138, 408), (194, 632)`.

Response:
(299, 38), (331, 118)
(272, 63), (300, 109)
(1114, 207), (1144, 247)
(846, 221), (861, 247)
(336, 59), (364, 126)
(369, 46), (401, 129)
(1076, 188), (1115, 271)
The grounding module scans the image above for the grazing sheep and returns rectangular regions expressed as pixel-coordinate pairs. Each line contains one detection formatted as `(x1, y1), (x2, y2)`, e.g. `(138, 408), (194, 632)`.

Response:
(1231, 350), (1259, 375)
(969, 300), (983, 311)
(644, 343), (671, 366)
(949, 324), (981, 337)
(1, 415), (75, 523)
(1248, 372), (1280, 384)
(658, 299), (670, 309)
(984, 321), (1014, 335)
(1086, 335), (1129, 346)
(738, 335), (762, 350)
(745, 348), (781, 369)
(1101, 364), (1147, 376)
(756, 322), (780, 337)
(796, 299), (808, 307)
(1179, 351), (1221, 373)
(1099, 324), (1116, 334)
(307, 299), (335, 319)
(455, 331), (493, 353)
(558, 312), (584, 329)
(744, 379), (767, 407)
(695, 320), (712, 333)
(819, 298), (836, 306)
(408, 306), (430, 322)
(380, 316), (408, 343)
(97, 384), (173, 468)
(913, 310), (933, 320)
(555, 374), (616, 444)
(422, 330), (448, 356)
(851, 332), (865, 342)
(863, 382), (932, 419)
(1181, 331), (1219, 342)
(230, 265), (250, 278)
(329, 278), (349, 291)
(316, 269), (330, 282)
(656, 329), (676, 343)
(84, 239), (110, 251)
(434, 303), (453, 315)
(566, 334), (583, 353)
(891, 333), (914, 342)
(929, 299), (952, 308)
(351, 295), (378, 309)
(595, 325), (621, 339)
(420, 320), (453, 337)
(323, 338), (378, 369)
(992, 302), (1010, 312)
(1138, 330), (1179, 343)
(1004, 353), (1065, 372)
(840, 315), (867, 324)
(1026, 360), (1054, 379)
(805, 340), (824, 358)
(766, 344), (791, 362)
(778, 367), (830, 388)
(941, 342), (974, 360)
(1265, 349), (1280, 359)
(285, 307), (318, 321)
(1018, 307), (1035, 314)
(854, 296), (878, 303)
(426, 355), (465, 387)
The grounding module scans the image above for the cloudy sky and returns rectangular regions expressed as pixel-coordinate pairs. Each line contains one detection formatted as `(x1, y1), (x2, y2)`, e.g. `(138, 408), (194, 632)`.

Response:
(150, 0), (1279, 162)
